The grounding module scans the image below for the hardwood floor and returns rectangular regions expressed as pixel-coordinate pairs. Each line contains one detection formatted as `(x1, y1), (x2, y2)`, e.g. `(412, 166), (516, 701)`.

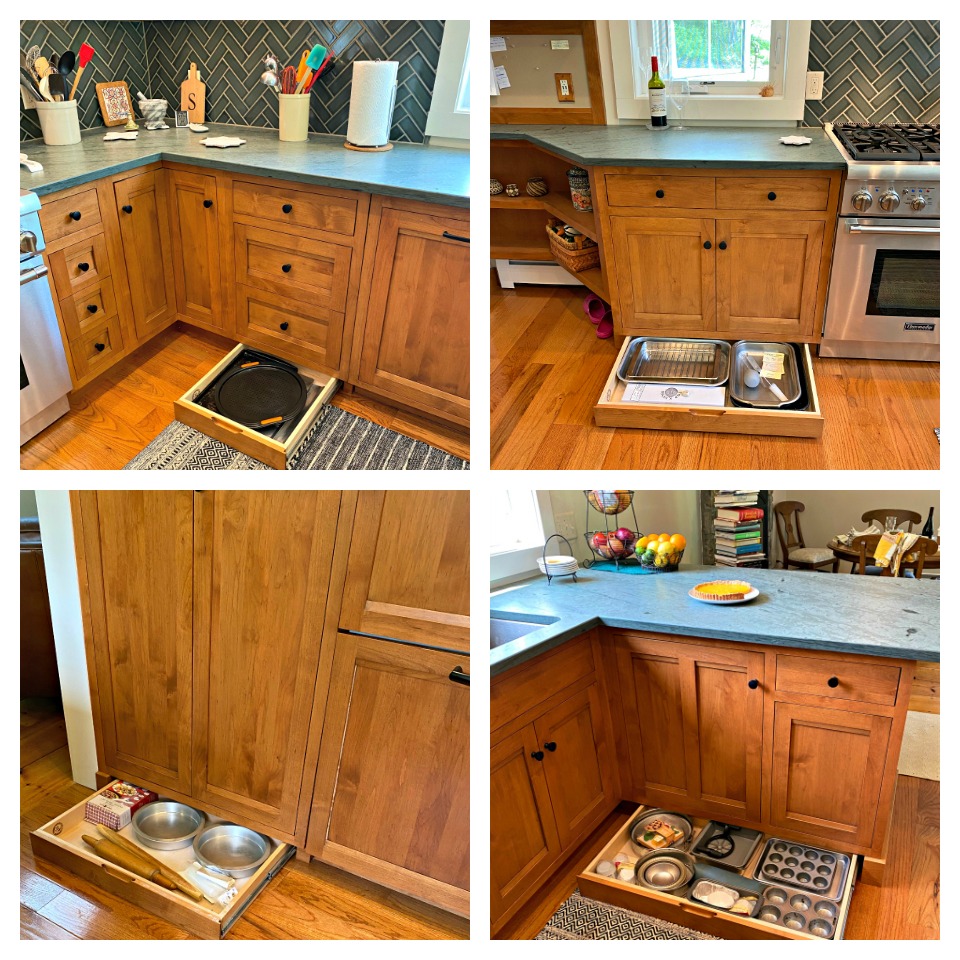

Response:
(20, 701), (468, 940)
(20, 322), (468, 469)
(491, 276), (940, 470)
(497, 783), (939, 940)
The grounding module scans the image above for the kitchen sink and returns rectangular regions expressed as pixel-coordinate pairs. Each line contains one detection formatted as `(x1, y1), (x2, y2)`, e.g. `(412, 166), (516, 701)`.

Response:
(490, 615), (559, 649)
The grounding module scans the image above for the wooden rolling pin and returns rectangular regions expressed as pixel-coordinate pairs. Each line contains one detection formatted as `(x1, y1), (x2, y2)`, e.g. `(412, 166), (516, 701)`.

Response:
(82, 835), (178, 889)
(95, 825), (203, 901)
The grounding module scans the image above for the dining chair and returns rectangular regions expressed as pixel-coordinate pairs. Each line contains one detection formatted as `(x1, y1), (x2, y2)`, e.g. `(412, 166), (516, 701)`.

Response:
(773, 501), (839, 572)
(860, 509), (922, 532)
(849, 534), (937, 578)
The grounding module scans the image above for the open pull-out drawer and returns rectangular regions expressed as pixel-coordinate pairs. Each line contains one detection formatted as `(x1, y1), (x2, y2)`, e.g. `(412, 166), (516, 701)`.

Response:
(30, 782), (294, 940)
(594, 338), (823, 438)
(577, 807), (857, 941)
(174, 343), (339, 470)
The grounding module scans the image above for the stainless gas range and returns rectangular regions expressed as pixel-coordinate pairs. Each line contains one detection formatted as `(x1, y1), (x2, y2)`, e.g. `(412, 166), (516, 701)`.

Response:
(820, 121), (939, 361)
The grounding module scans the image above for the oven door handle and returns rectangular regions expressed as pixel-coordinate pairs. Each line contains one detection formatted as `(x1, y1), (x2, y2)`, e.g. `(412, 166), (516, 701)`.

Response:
(847, 223), (940, 237)
(20, 263), (50, 286)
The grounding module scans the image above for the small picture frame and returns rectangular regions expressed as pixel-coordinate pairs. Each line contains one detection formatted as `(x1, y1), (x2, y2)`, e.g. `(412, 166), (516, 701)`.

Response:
(174, 109), (189, 128)
(95, 81), (134, 127)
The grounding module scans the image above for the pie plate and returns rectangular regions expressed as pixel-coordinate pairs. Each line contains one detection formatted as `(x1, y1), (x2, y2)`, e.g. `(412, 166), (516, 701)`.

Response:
(688, 587), (760, 605)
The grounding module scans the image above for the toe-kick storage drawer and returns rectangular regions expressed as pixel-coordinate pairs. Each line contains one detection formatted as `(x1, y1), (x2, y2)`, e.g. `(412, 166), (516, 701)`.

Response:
(173, 343), (339, 470)
(30, 781), (294, 940)
(594, 338), (823, 438)
(577, 806), (857, 941)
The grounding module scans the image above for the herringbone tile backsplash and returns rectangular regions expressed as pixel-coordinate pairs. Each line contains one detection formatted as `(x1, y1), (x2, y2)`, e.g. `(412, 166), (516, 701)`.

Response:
(22, 20), (444, 142)
(805, 20), (939, 126)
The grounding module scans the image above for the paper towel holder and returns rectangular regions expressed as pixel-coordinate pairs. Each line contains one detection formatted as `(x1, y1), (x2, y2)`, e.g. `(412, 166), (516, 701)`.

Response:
(344, 59), (397, 152)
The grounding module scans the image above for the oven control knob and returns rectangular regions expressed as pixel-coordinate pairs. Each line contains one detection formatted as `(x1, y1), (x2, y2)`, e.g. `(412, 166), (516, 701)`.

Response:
(878, 190), (901, 212)
(20, 230), (38, 255)
(851, 190), (872, 211)
(910, 195), (927, 211)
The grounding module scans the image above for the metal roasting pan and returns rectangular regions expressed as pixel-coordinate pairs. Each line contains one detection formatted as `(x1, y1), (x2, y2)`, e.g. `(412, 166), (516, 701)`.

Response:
(617, 337), (731, 385)
(729, 341), (801, 408)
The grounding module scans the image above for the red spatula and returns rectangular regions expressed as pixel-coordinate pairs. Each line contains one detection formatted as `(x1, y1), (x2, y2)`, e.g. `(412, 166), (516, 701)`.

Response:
(68, 42), (95, 101)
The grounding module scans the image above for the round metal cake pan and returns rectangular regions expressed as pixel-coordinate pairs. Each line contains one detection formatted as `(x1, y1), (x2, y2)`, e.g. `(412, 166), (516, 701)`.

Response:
(629, 809), (694, 854)
(132, 801), (205, 850)
(193, 824), (272, 878)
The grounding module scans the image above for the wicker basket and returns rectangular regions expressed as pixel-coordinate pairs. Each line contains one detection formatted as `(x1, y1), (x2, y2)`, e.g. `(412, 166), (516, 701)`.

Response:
(546, 218), (600, 273)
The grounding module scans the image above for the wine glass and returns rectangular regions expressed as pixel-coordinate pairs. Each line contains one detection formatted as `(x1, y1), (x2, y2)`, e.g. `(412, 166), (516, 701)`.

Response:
(668, 79), (690, 130)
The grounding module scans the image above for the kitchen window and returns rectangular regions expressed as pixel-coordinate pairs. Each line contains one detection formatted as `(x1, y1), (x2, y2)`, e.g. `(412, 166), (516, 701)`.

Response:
(425, 20), (469, 142)
(608, 19), (811, 123)
(490, 490), (554, 585)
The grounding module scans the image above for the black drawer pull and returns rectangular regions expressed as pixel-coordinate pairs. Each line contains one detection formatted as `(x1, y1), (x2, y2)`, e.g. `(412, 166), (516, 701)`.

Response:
(703, 241), (712, 250)
(531, 750), (545, 762)
(203, 199), (214, 208)
(279, 321), (289, 331)
(748, 679), (760, 689)
(768, 191), (777, 201)
(281, 263), (292, 273)
(87, 304), (98, 313)
(544, 741), (557, 752)
(69, 210), (82, 221)
(448, 666), (470, 686)
(282, 203), (293, 213)
(656, 189), (665, 198)
(78, 261), (90, 272)
(442, 231), (469, 243)
(94, 342), (105, 352)
(827, 676), (840, 688)
(718, 240), (727, 250)
(122, 204), (133, 214)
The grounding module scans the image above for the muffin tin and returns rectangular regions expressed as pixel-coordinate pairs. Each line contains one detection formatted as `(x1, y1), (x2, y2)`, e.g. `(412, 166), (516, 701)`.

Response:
(756, 885), (840, 939)
(753, 838), (850, 900)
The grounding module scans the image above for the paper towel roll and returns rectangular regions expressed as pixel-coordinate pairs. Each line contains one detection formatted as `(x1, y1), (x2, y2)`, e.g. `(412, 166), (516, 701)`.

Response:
(346, 61), (398, 147)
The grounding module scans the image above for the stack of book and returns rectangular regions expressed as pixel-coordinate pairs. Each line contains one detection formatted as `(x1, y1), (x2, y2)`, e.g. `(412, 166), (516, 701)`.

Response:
(714, 491), (766, 568)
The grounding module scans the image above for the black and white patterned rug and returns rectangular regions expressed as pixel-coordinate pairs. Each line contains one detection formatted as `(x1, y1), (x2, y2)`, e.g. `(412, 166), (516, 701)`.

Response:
(536, 891), (718, 940)
(123, 407), (468, 471)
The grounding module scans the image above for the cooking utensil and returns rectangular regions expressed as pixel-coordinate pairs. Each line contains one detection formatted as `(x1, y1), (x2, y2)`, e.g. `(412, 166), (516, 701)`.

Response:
(753, 838), (850, 900)
(95, 824), (203, 901)
(704, 822), (740, 859)
(294, 50), (309, 82)
(294, 44), (327, 95)
(742, 351), (787, 402)
(214, 356), (307, 428)
(691, 821), (764, 869)
(132, 800), (205, 850)
(82, 834), (178, 889)
(20, 67), (44, 100)
(281, 65), (297, 95)
(47, 73), (66, 101)
(305, 50), (334, 92)
(628, 809), (693, 854)
(59, 49), (76, 79)
(25, 45), (41, 75)
(48, 53), (59, 71)
(617, 337), (731, 385)
(634, 849), (695, 892)
(33, 56), (53, 79)
(180, 61), (205, 122)
(68, 41), (95, 100)
(757, 886), (839, 938)
(193, 824), (272, 878)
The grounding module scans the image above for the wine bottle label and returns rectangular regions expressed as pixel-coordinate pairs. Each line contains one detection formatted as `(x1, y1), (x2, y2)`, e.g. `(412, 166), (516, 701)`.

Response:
(649, 89), (667, 117)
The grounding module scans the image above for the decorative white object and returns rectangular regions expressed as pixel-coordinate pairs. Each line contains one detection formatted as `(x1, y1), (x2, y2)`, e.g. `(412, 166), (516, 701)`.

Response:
(188, 123), (209, 132)
(19, 153), (44, 172)
(200, 136), (246, 149)
(779, 135), (813, 145)
(103, 131), (139, 141)
(345, 61), (398, 147)
(136, 93), (169, 130)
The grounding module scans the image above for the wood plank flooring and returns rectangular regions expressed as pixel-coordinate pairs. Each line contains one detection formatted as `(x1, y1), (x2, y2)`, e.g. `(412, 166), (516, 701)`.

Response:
(491, 277), (940, 470)
(20, 323), (468, 469)
(497, 782), (939, 940)
(20, 701), (468, 940)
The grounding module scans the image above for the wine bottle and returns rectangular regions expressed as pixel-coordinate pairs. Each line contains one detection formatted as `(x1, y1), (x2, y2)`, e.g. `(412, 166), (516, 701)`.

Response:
(922, 507), (934, 538)
(649, 56), (667, 128)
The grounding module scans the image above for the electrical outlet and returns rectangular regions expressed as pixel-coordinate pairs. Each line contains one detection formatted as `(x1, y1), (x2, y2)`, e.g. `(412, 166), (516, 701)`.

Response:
(555, 512), (577, 540)
(805, 71), (824, 100)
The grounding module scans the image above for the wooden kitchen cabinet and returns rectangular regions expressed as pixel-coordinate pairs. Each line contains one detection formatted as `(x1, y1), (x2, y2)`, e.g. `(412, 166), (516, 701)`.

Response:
(114, 170), (176, 341)
(306, 632), (470, 915)
(352, 197), (470, 427)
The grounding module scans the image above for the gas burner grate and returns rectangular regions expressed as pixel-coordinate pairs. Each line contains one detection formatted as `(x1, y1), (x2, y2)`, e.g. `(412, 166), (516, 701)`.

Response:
(832, 122), (939, 162)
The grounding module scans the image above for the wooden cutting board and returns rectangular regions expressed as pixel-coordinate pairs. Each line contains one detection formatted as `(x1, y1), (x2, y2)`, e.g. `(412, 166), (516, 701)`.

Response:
(180, 62), (205, 123)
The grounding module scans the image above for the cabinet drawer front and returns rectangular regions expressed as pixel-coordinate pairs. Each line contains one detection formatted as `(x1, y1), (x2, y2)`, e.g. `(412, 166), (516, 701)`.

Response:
(49, 233), (110, 297)
(606, 174), (716, 209)
(234, 223), (352, 312)
(233, 180), (358, 236)
(30, 781), (292, 940)
(71, 314), (124, 381)
(40, 188), (102, 242)
(776, 654), (901, 706)
(61, 276), (118, 341)
(717, 177), (832, 211)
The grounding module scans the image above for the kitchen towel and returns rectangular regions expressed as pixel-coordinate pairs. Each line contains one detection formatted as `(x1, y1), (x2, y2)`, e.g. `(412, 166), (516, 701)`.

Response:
(346, 61), (398, 147)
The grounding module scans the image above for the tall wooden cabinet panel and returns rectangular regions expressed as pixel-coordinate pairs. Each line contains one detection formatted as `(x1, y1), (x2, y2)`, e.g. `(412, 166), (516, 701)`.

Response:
(307, 633), (470, 915)
(74, 491), (195, 796)
(352, 198), (470, 427)
(191, 491), (340, 835)
(339, 490), (470, 650)
(114, 170), (175, 341)
(167, 169), (222, 331)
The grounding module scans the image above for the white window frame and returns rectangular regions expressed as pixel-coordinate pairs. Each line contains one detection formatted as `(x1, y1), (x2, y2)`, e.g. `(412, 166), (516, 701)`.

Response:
(490, 490), (556, 586)
(425, 20), (469, 141)
(609, 19), (811, 123)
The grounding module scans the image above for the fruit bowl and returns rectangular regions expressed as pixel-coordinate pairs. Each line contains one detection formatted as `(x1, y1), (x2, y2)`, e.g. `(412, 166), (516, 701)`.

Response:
(586, 529), (637, 561)
(585, 490), (633, 515)
(635, 534), (686, 573)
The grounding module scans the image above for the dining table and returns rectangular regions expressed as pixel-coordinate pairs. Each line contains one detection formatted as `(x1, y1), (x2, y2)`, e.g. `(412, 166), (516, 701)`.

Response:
(827, 537), (941, 574)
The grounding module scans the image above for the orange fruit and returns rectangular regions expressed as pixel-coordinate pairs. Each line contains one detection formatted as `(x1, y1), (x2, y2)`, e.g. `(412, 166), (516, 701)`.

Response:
(670, 534), (686, 550)
(658, 533), (671, 542)
(657, 540), (673, 555)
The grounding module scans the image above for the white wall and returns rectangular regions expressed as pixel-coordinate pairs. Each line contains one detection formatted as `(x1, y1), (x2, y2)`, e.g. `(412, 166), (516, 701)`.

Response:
(772, 490), (939, 567)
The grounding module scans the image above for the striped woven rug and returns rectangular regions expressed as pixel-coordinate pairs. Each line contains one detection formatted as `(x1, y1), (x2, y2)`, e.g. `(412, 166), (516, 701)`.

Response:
(123, 407), (468, 471)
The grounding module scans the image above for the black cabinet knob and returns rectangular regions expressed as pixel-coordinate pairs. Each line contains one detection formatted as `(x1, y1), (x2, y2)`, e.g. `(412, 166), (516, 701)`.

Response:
(122, 204), (133, 214)
(69, 210), (82, 221)
(279, 321), (289, 331)
(78, 261), (90, 272)
(718, 241), (727, 250)
(87, 304), (98, 313)
(531, 750), (545, 762)
(94, 342), (105, 352)
(203, 199), (214, 208)
(768, 191), (777, 201)
(748, 679), (760, 689)
(282, 203), (293, 213)
(827, 676), (840, 688)
(281, 263), (292, 273)
(703, 241), (712, 250)
(544, 741), (557, 752)
(656, 189), (665, 198)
